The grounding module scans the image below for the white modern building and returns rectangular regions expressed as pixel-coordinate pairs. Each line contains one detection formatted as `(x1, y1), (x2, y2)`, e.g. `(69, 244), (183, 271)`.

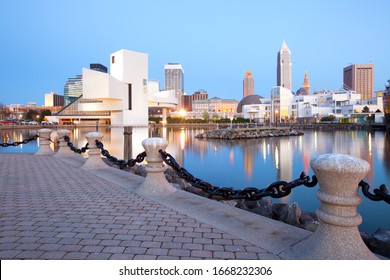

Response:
(54, 49), (177, 126)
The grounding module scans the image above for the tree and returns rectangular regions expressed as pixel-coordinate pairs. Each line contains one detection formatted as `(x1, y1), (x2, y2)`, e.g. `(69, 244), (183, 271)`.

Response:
(202, 111), (210, 122)
(25, 109), (39, 121)
(320, 115), (336, 122)
(40, 109), (52, 121)
(362, 106), (370, 113)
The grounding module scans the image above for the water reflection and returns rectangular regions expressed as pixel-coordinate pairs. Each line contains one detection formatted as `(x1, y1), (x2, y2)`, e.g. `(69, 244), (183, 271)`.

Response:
(0, 127), (389, 233)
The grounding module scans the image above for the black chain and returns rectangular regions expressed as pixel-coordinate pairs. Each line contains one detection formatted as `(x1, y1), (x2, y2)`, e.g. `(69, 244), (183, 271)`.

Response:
(0, 135), (39, 147)
(359, 180), (390, 204)
(159, 149), (318, 201)
(95, 140), (146, 169)
(63, 136), (89, 154)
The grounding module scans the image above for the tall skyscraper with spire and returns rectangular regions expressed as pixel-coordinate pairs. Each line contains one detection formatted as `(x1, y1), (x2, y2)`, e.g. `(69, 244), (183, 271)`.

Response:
(243, 70), (254, 98)
(277, 41), (292, 91)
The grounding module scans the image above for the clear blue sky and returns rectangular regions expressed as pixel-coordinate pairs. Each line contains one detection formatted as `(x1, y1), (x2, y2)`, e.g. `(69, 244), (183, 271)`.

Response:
(0, 0), (389, 105)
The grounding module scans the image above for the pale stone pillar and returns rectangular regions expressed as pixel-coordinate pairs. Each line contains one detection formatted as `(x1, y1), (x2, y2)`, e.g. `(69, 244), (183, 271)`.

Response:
(53, 129), (74, 157)
(137, 138), (176, 196)
(35, 129), (54, 156)
(162, 108), (167, 126)
(81, 132), (108, 170)
(282, 153), (378, 259)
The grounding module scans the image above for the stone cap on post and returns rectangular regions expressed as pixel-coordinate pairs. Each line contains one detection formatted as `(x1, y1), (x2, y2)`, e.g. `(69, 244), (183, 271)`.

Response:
(35, 128), (54, 156)
(53, 129), (74, 157)
(137, 137), (176, 196)
(81, 132), (109, 170)
(281, 153), (378, 260)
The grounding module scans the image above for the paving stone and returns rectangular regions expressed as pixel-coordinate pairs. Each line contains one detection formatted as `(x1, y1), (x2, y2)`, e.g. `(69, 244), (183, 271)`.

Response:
(191, 250), (213, 258)
(80, 245), (104, 253)
(85, 253), (112, 260)
(40, 251), (67, 259)
(102, 246), (126, 254)
(168, 249), (190, 257)
(146, 248), (169, 256)
(133, 255), (157, 260)
(0, 154), (276, 261)
(63, 252), (89, 260)
(109, 253), (134, 260)
(15, 250), (45, 259)
(235, 252), (259, 259)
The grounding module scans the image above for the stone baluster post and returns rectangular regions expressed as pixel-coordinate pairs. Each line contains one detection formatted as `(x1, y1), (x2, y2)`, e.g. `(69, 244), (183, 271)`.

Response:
(81, 132), (108, 170)
(35, 128), (54, 156)
(137, 138), (176, 196)
(282, 153), (378, 259)
(53, 129), (74, 157)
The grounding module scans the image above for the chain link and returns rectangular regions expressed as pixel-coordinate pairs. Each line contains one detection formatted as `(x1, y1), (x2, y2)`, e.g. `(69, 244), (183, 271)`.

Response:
(0, 135), (39, 147)
(95, 140), (146, 169)
(359, 180), (390, 204)
(63, 136), (89, 154)
(159, 149), (318, 201)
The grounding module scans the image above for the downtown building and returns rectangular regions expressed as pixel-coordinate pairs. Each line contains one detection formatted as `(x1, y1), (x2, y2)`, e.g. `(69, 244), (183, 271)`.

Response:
(277, 41), (292, 92)
(343, 64), (374, 100)
(165, 63), (184, 110)
(243, 70), (254, 98)
(192, 97), (238, 119)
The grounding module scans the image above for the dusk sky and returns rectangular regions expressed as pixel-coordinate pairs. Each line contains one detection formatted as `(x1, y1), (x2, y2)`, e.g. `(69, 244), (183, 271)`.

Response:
(1, 0), (389, 105)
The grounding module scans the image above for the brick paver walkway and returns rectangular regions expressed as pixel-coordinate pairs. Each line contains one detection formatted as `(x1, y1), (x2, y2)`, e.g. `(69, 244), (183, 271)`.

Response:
(0, 154), (275, 260)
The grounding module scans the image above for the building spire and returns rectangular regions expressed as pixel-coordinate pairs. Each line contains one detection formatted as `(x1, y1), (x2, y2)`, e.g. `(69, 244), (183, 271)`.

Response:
(302, 71), (310, 88)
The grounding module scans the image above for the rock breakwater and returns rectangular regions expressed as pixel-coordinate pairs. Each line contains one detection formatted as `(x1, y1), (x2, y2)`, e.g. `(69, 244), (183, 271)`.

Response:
(195, 128), (303, 139)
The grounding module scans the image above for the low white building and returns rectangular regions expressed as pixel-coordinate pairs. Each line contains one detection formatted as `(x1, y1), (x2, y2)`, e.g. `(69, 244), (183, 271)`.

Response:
(242, 88), (383, 123)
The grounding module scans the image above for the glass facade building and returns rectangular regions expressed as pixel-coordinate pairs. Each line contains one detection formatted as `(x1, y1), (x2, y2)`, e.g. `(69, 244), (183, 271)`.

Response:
(64, 75), (83, 105)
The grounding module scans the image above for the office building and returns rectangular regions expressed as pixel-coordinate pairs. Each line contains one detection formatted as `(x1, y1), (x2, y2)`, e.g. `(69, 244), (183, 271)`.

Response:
(343, 64), (374, 99)
(243, 70), (254, 98)
(63, 74), (83, 105)
(90, 63), (108, 73)
(192, 97), (238, 118)
(165, 63), (184, 110)
(45, 92), (64, 107)
(277, 41), (292, 91)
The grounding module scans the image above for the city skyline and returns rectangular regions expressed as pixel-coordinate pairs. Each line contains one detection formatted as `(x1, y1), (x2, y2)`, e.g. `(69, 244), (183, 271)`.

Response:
(1, 0), (389, 105)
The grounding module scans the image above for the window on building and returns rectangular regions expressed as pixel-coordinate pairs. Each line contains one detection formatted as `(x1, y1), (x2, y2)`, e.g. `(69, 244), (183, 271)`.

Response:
(128, 84), (132, 110)
(112, 56), (115, 64)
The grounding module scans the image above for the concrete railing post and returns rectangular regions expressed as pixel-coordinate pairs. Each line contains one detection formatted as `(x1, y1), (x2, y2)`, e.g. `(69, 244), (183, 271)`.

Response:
(282, 153), (378, 259)
(81, 132), (108, 170)
(53, 129), (74, 157)
(35, 129), (54, 156)
(137, 137), (176, 196)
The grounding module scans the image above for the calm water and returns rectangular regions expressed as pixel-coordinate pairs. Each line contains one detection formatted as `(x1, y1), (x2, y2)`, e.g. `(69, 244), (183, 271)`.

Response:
(1, 126), (389, 233)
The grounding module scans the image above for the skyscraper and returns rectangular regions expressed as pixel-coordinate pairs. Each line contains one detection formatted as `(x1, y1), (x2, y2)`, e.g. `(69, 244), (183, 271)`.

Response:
(243, 70), (254, 98)
(164, 63), (184, 110)
(63, 74), (83, 105)
(277, 41), (292, 91)
(343, 64), (374, 99)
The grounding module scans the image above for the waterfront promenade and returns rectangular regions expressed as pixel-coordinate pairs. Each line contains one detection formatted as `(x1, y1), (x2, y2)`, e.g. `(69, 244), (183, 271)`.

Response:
(0, 153), (311, 260)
